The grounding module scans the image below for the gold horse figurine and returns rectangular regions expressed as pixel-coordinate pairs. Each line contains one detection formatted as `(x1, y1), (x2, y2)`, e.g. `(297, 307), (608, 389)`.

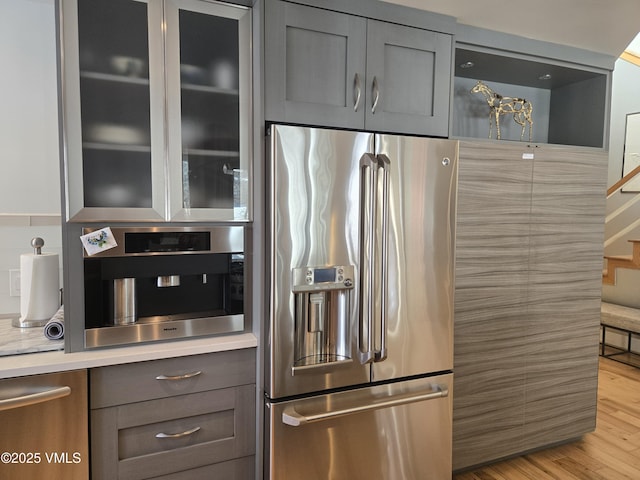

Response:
(471, 80), (533, 142)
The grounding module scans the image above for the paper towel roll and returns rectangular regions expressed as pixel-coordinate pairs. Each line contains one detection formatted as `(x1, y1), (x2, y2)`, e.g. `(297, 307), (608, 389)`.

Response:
(44, 306), (64, 340)
(20, 252), (60, 324)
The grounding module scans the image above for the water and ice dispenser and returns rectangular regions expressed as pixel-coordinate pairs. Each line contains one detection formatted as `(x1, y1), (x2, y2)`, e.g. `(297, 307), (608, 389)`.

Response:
(291, 265), (354, 371)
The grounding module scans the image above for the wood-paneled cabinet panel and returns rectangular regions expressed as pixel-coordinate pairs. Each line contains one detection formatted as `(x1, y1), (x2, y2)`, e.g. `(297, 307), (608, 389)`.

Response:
(453, 141), (607, 470)
(523, 146), (607, 450)
(264, 0), (452, 136)
(453, 142), (532, 469)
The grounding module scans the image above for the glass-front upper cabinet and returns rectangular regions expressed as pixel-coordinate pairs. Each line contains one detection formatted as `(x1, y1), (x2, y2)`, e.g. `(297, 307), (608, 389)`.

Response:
(165, 0), (251, 221)
(59, 0), (252, 222)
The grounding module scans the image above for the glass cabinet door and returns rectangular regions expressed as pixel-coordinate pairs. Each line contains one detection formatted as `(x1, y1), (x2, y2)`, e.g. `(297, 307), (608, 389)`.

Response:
(165, 0), (252, 221)
(61, 0), (166, 221)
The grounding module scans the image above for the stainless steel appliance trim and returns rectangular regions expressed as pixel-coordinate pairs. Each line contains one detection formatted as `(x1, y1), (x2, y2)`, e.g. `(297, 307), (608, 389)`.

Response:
(281, 383), (448, 426)
(84, 313), (244, 349)
(0, 386), (72, 412)
(81, 225), (244, 257)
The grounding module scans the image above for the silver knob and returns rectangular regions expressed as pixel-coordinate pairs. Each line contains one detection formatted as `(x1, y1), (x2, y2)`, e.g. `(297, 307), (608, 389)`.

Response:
(31, 237), (44, 255)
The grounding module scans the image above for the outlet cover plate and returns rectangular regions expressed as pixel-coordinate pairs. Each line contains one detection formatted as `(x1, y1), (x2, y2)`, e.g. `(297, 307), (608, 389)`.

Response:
(9, 269), (20, 297)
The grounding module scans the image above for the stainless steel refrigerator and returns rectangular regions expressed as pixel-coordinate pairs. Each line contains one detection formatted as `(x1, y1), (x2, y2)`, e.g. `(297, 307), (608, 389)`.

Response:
(264, 125), (458, 479)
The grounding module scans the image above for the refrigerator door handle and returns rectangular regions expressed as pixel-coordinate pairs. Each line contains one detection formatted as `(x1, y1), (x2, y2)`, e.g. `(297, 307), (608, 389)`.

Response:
(373, 154), (390, 363)
(358, 153), (378, 365)
(281, 383), (449, 427)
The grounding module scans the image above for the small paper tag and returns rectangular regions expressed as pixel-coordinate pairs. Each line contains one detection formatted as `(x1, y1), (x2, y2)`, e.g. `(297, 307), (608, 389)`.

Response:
(80, 227), (117, 256)
(522, 153), (535, 160)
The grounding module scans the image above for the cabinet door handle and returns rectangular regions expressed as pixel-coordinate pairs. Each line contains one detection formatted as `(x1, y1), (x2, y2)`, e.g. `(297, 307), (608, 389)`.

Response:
(353, 73), (362, 112)
(0, 386), (71, 412)
(155, 370), (202, 381)
(371, 76), (380, 114)
(155, 426), (201, 439)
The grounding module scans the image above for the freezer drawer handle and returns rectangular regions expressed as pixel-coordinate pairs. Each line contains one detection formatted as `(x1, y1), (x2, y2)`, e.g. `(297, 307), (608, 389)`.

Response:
(281, 383), (448, 427)
(0, 386), (71, 412)
(155, 370), (202, 381)
(155, 426), (201, 439)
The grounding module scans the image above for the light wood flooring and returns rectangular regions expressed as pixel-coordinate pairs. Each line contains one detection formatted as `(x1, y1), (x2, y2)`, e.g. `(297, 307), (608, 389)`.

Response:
(453, 357), (640, 480)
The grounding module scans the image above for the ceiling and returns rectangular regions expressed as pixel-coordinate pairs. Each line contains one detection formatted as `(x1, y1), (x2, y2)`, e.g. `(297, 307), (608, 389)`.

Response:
(384, 0), (640, 58)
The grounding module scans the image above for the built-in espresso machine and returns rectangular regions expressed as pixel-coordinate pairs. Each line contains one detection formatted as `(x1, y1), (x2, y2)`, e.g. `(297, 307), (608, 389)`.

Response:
(82, 226), (247, 348)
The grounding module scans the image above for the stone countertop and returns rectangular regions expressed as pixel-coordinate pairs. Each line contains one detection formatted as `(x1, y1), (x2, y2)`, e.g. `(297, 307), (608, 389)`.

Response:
(0, 331), (257, 380)
(0, 316), (64, 356)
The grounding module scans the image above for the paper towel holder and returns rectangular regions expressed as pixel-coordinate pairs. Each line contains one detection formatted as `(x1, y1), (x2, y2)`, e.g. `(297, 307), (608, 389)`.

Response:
(12, 237), (60, 329)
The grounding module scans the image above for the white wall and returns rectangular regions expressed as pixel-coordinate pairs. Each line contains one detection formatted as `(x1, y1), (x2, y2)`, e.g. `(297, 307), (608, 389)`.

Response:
(607, 58), (640, 187)
(602, 57), (640, 353)
(0, 0), (62, 315)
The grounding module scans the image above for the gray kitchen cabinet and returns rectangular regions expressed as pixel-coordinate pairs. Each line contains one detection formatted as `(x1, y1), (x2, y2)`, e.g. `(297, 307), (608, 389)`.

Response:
(264, 0), (452, 136)
(453, 141), (607, 470)
(89, 349), (256, 480)
(59, 0), (252, 222)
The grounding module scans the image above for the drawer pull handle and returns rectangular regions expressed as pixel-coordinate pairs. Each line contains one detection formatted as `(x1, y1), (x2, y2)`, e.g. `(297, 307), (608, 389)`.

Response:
(155, 370), (202, 381)
(155, 426), (201, 439)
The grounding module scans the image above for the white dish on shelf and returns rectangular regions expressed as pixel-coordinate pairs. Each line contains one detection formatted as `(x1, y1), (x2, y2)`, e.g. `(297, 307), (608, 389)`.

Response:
(181, 118), (207, 149)
(209, 60), (236, 90)
(180, 64), (207, 84)
(85, 123), (147, 145)
(110, 55), (145, 77)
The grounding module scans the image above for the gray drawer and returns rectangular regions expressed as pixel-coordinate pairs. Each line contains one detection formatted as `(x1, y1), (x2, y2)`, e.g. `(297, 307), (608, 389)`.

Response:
(91, 384), (255, 480)
(149, 456), (254, 479)
(90, 348), (255, 408)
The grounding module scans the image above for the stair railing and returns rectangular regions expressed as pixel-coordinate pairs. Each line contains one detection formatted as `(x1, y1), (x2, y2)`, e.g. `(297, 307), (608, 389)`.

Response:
(605, 164), (640, 248)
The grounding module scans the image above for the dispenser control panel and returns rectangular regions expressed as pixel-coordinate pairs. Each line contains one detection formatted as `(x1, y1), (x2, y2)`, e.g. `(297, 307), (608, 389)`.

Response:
(292, 265), (354, 292)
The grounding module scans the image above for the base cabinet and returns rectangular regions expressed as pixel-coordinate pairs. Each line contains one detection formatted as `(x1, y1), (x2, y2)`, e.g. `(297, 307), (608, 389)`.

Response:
(453, 141), (607, 470)
(89, 349), (256, 479)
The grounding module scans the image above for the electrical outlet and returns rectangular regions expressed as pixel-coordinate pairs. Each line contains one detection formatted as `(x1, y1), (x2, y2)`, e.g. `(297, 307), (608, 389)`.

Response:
(9, 269), (20, 297)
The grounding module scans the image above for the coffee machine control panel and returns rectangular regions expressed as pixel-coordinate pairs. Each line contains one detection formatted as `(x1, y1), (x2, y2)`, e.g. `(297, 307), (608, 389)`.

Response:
(292, 265), (354, 292)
